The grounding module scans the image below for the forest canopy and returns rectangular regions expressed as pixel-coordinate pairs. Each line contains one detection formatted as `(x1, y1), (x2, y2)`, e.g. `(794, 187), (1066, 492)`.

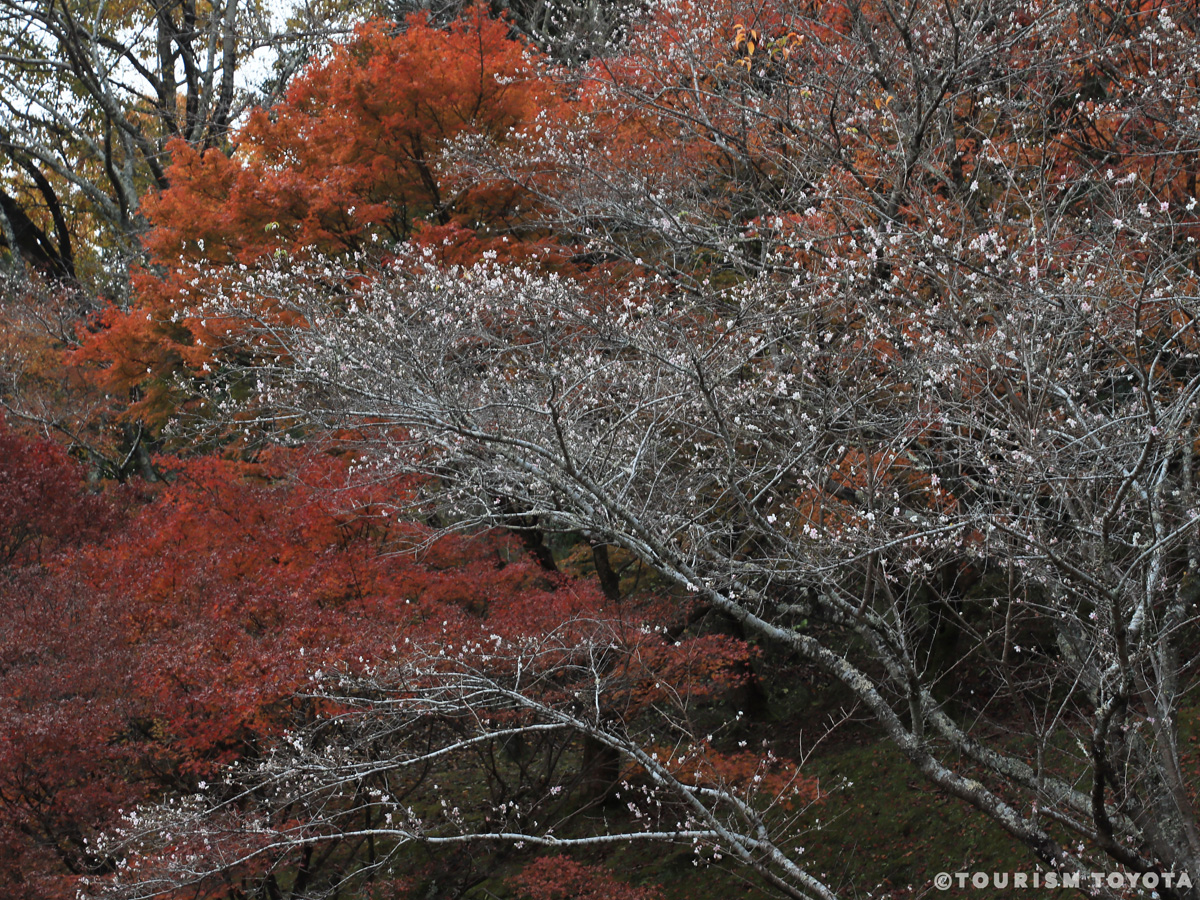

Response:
(4, 1), (1200, 899)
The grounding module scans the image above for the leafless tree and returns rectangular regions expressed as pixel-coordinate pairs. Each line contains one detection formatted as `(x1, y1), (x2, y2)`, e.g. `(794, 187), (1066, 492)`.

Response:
(206, 230), (1200, 894)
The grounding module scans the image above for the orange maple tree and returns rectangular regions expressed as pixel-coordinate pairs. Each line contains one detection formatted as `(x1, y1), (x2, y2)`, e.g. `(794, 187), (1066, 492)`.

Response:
(77, 6), (559, 428)
(143, 9), (550, 264)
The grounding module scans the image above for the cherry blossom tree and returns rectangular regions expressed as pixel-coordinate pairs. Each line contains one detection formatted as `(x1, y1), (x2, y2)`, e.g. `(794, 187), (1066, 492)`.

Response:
(185, 222), (1200, 894)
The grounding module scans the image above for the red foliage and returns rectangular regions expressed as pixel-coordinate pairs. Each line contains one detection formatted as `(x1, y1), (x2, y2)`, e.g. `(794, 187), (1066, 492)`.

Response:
(0, 443), (537, 898)
(0, 417), (113, 565)
(0, 420), (130, 900)
(0, 434), (758, 898)
(512, 856), (662, 900)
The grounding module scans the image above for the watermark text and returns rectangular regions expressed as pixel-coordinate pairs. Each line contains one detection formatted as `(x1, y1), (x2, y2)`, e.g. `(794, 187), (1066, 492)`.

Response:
(932, 870), (1192, 891)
